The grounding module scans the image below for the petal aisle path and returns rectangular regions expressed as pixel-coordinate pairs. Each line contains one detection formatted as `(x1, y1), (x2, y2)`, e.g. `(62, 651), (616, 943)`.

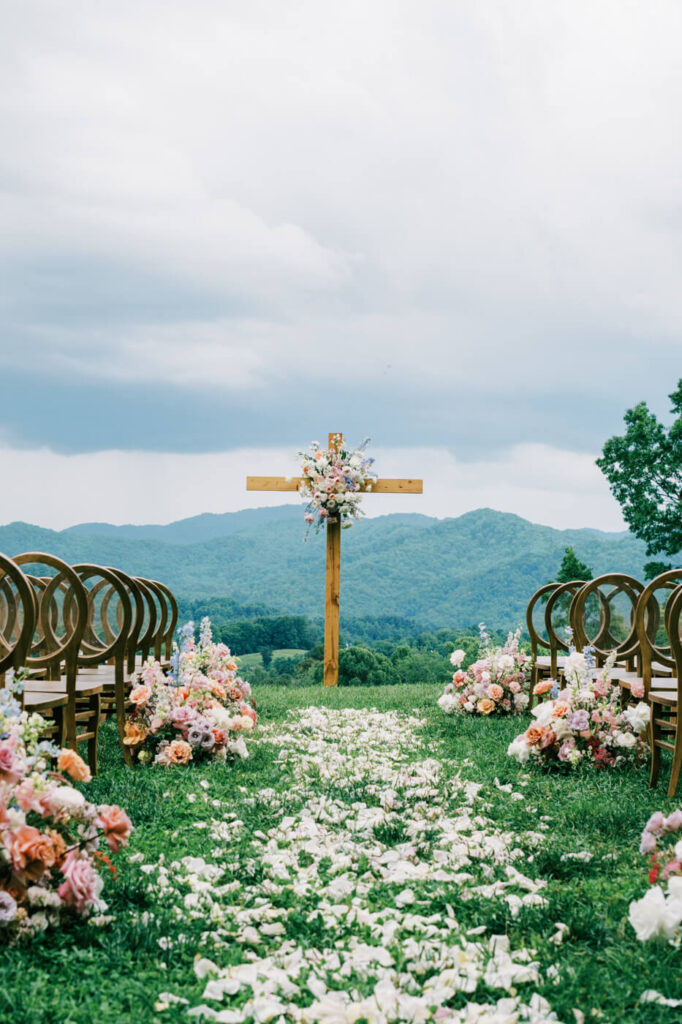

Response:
(149, 708), (565, 1024)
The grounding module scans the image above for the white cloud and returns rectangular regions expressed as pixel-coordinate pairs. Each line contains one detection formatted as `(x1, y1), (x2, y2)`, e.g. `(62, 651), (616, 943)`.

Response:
(0, 0), (681, 408)
(0, 442), (624, 533)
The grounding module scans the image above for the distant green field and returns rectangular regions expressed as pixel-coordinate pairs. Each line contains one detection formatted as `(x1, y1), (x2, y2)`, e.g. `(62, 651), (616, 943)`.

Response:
(236, 648), (307, 669)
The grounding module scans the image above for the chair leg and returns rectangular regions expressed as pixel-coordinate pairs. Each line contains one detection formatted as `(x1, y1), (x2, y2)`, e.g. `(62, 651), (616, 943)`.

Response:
(115, 661), (133, 767)
(668, 723), (682, 798)
(87, 693), (101, 776)
(649, 708), (662, 789)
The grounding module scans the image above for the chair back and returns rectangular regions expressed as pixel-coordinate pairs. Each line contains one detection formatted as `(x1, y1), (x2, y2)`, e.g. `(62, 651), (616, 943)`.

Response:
(153, 580), (179, 661)
(11, 553), (88, 692)
(0, 553), (36, 676)
(571, 573), (643, 666)
(635, 570), (682, 691)
(134, 577), (158, 665)
(138, 578), (168, 661)
(526, 582), (559, 662)
(71, 564), (133, 668)
(544, 580), (585, 674)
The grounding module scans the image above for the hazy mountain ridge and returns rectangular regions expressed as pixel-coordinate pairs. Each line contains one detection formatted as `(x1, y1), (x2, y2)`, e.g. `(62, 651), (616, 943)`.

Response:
(0, 507), (660, 629)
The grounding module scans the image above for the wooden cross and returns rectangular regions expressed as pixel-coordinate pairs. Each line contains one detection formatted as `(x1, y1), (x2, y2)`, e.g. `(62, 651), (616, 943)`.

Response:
(246, 433), (423, 687)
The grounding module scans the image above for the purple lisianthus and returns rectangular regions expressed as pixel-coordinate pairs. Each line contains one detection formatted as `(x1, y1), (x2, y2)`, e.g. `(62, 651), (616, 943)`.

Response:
(0, 890), (17, 924)
(567, 710), (590, 732)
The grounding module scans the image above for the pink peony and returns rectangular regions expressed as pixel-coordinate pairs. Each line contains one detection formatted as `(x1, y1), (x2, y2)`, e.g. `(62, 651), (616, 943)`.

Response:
(630, 680), (645, 699)
(664, 810), (682, 831)
(58, 850), (101, 912)
(94, 805), (133, 852)
(645, 811), (665, 834)
(509, 680), (521, 694)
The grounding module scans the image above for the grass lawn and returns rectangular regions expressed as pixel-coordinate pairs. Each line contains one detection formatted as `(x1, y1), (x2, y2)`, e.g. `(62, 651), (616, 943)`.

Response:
(236, 650), (307, 669)
(2, 684), (681, 1023)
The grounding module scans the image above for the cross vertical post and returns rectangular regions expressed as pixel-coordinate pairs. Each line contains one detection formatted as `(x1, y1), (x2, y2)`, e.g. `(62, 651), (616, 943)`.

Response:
(246, 433), (422, 687)
(324, 432), (343, 688)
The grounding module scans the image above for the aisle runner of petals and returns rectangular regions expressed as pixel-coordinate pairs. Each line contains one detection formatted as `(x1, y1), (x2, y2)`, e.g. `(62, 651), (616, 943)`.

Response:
(153, 708), (563, 1024)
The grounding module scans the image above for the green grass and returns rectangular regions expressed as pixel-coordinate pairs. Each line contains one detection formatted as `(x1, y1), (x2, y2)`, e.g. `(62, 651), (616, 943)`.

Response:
(235, 649), (307, 669)
(2, 684), (682, 1023)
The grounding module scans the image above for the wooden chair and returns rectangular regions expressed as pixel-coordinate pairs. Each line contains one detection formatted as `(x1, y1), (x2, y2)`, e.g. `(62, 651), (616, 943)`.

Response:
(648, 583), (682, 797)
(0, 553), (41, 686)
(70, 563), (133, 764)
(632, 570), (682, 700)
(526, 582), (561, 707)
(14, 552), (102, 770)
(544, 580), (586, 676)
(130, 577), (158, 670)
(151, 579), (178, 666)
(570, 573), (644, 693)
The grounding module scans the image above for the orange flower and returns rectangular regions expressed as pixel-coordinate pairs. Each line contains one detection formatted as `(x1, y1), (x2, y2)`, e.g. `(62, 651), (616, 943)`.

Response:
(488, 684), (504, 701)
(226, 661), (238, 673)
(211, 682), (227, 700)
(123, 721), (148, 747)
(57, 749), (92, 783)
(8, 825), (59, 881)
(526, 725), (545, 746)
(129, 685), (151, 707)
(166, 740), (192, 765)
(228, 687), (243, 702)
(533, 681), (554, 695)
(95, 805), (133, 852)
(552, 701), (569, 718)
(477, 698), (496, 716)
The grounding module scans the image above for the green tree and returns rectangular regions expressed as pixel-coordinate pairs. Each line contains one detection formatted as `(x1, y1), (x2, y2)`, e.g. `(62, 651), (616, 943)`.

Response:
(597, 380), (682, 557)
(644, 560), (673, 581)
(556, 546), (593, 583)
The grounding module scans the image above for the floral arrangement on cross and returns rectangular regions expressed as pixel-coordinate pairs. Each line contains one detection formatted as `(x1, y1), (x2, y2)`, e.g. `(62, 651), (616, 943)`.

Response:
(297, 436), (378, 535)
(124, 617), (257, 766)
(0, 679), (132, 942)
(438, 624), (530, 716)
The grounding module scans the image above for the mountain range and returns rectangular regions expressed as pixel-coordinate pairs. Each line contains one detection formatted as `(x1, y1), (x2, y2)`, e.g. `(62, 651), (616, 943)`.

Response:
(0, 506), (661, 629)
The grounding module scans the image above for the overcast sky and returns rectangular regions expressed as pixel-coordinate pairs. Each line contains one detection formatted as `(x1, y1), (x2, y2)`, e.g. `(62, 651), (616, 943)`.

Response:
(1, 1), (680, 530)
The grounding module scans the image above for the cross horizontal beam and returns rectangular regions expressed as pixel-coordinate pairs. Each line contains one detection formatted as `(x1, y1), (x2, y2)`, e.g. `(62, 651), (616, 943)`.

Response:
(246, 476), (423, 494)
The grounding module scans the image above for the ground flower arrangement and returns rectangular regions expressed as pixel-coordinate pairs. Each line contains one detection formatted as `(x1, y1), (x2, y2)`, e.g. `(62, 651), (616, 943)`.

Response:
(629, 809), (682, 945)
(438, 625), (530, 717)
(298, 436), (377, 534)
(147, 706), (567, 1024)
(0, 684), (132, 941)
(124, 618), (257, 766)
(508, 650), (649, 768)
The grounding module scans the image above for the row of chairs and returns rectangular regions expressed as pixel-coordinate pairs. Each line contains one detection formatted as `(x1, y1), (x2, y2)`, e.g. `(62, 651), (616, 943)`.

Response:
(526, 569), (682, 794)
(0, 551), (178, 773)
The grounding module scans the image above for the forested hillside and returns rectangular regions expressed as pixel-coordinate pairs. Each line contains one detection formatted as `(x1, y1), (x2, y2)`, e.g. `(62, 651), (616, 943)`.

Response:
(0, 506), (659, 629)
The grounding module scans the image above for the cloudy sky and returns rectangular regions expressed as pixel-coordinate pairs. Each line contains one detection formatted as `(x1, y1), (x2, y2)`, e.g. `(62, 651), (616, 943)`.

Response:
(0, 0), (680, 530)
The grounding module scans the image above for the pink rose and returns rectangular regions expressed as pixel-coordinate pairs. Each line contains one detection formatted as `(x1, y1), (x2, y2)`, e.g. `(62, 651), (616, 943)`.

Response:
(630, 680), (645, 699)
(94, 805), (133, 852)
(645, 811), (665, 834)
(509, 680), (521, 694)
(58, 851), (101, 912)
(0, 740), (24, 784)
(664, 810), (682, 832)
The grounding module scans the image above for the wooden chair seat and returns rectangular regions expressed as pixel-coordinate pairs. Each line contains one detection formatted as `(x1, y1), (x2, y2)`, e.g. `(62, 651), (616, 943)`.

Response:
(535, 655), (566, 669)
(25, 677), (104, 698)
(23, 691), (68, 712)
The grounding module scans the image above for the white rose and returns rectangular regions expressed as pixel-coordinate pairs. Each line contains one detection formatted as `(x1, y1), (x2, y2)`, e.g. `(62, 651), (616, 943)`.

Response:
(507, 736), (531, 764)
(622, 702), (650, 734)
(450, 649), (466, 667)
(438, 693), (458, 715)
(497, 654), (514, 673)
(48, 786), (86, 813)
(615, 732), (637, 748)
(629, 886), (682, 941)
(532, 702), (556, 726)
(239, 716), (255, 731)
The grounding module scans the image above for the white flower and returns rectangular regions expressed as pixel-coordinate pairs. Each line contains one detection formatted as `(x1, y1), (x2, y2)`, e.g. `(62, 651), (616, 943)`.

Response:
(614, 732), (637, 749)
(438, 693), (458, 715)
(450, 649), (466, 667)
(622, 702), (650, 734)
(48, 786), (86, 813)
(507, 736), (531, 764)
(496, 654), (515, 673)
(629, 885), (682, 941)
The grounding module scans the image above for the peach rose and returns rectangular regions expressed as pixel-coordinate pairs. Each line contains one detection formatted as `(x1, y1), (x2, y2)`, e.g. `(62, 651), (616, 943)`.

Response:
(8, 825), (59, 881)
(228, 687), (243, 702)
(123, 722), (148, 747)
(488, 684), (504, 701)
(540, 729), (556, 749)
(477, 698), (495, 716)
(95, 805), (133, 852)
(211, 682), (227, 700)
(129, 685), (151, 707)
(57, 749), (92, 783)
(533, 681), (554, 695)
(526, 725), (545, 746)
(166, 740), (193, 765)
(58, 850), (101, 912)
(552, 702), (569, 718)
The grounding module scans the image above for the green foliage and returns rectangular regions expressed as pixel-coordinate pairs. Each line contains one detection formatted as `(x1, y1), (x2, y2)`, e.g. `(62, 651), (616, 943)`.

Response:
(555, 545), (593, 583)
(644, 560), (673, 581)
(597, 380), (682, 557)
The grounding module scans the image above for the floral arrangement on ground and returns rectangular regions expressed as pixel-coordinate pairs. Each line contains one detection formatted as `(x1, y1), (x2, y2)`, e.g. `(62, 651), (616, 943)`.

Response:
(298, 436), (377, 534)
(508, 649), (650, 769)
(0, 682), (132, 941)
(124, 617), (257, 766)
(438, 625), (530, 717)
(629, 808), (682, 944)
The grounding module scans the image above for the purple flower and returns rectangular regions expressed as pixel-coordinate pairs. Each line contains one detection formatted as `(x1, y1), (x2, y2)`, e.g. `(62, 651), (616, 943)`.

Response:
(0, 890), (17, 924)
(567, 710), (590, 731)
